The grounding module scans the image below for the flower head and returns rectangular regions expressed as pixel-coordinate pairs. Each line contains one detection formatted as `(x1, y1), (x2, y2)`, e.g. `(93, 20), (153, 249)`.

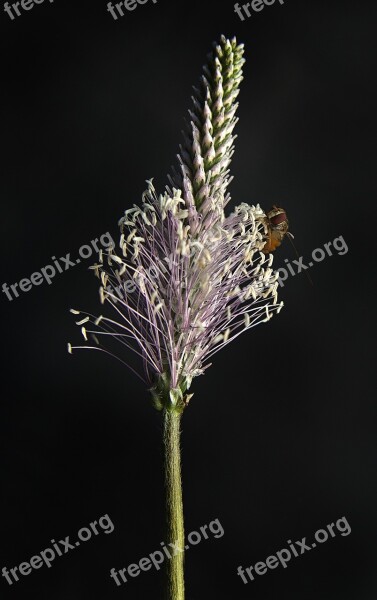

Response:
(69, 36), (283, 411)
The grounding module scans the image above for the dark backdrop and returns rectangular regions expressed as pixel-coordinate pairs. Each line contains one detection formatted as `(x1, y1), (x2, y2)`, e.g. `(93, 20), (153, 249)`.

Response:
(1, 0), (376, 598)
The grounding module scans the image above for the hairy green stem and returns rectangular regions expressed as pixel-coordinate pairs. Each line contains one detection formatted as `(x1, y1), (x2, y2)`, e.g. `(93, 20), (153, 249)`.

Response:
(163, 408), (185, 600)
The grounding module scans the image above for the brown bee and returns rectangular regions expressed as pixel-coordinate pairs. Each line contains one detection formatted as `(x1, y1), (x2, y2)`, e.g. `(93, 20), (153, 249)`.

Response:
(262, 205), (314, 285)
(262, 205), (290, 254)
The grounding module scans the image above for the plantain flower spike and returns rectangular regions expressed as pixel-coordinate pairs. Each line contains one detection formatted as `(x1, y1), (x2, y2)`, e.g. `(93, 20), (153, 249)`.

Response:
(69, 35), (283, 412)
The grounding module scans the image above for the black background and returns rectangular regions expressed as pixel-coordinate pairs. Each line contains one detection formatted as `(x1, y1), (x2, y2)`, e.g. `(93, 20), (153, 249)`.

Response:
(1, 0), (376, 598)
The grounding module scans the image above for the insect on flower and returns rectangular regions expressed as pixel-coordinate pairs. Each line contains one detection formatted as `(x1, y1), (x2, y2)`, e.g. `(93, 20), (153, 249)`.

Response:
(262, 205), (314, 286)
(261, 205), (290, 254)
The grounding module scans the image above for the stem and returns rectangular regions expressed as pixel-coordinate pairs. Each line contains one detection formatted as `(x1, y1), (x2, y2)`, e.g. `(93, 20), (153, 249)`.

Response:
(163, 408), (185, 600)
